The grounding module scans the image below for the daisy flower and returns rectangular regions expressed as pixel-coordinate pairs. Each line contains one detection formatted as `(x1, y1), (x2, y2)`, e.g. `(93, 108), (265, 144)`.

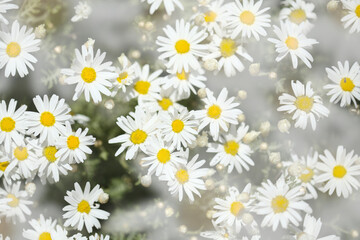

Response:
(212, 184), (254, 233)
(55, 121), (95, 164)
(71, 1), (92, 22)
(200, 221), (237, 240)
(61, 44), (117, 103)
(277, 80), (329, 130)
(207, 123), (254, 173)
(159, 109), (198, 150)
(204, 32), (253, 77)
(268, 22), (318, 68)
(156, 19), (208, 73)
(0, 0), (18, 24)
(315, 146), (360, 198)
(141, 0), (183, 15)
(0, 99), (28, 153)
(197, 0), (228, 35)
(128, 64), (162, 102)
(226, 0), (271, 40)
(324, 61), (360, 107)
(63, 182), (110, 233)
(162, 68), (206, 99)
(295, 214), (340, 240)
(142, 135), (186, 177)
(109, 106), (158, 160)
(52, 225), (69, 239)
(0, 20), (41, 77)
(0, 150), (20, 183)
(160, 152), (208, 202)
(194, 88), (242, 140)
(111, 54), (139, 96)
(255, 176), (312, 231)
(341, 0), (360, 34)
(280, 0), (316, 33)
(0, 180), (33, 223)
(23, 215), (57, 240)
(89, 234), (110, 240)
(27, 94), (72, 145)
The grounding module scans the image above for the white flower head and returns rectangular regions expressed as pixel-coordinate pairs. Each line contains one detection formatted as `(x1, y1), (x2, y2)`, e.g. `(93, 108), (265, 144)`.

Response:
(23, 215), (57, 240)
(296, 214), (340, 240)
(141, 0), (183, 15)
(71, 1), (92, 22)
(341, 0), (360, 34)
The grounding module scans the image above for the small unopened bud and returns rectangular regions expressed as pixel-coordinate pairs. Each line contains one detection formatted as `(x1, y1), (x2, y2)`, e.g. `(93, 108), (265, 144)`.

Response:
(84, 38), (95, 48)
(243, 131), (260, 144)
(140, 175), (152, 187)
(351, 230), (359, 238)
(276, 162), (283, 168)
(237, 114), (245, 122)
(195, 14), (205, 25)
(278, 119), (291, 133)
(259, 142), (268, 151)
(206, 210), (215, 219)
(249, 63), (260, 76)
(260, 121), (271, 136)
(327, 0), (339, 12)
(165, 207), (174, 217)
(203, 59), (218, 71)
(197, 88), (207, 98)
(238, 192), (250, 203)
(216, 164), (224, 171)
(129, 50), (141, 59)
(145, 21), (154, 31)
(35, 24), (46, 38)
(288, 163), (306, 177)
(25, 182), (36, 196)
(179, 225), (187, 233)
(237, 90), (247, 100)
(98, 192), (109, 204)
(197, 131), (208, 147)
(269, 152), (281, 164)
(269, 71), (277, 79)
(242, 213), (254, 224)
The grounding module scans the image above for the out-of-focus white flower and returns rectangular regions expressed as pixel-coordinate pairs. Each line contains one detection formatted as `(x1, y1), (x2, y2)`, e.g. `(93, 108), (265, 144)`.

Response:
(71, 1), (92, 22)
(296, 214), (340, 240)
(278, 119), (291, 133)
(141, 0), (183, 15)
(341, 0), (360, 34)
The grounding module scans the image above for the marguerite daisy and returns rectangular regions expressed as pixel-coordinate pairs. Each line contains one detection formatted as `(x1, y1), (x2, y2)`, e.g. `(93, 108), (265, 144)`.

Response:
(63, 182), (110, 233)
(226, 0), (271, 40)
(141, 0), (183, 15)
(341, 0), (360, 34)
(295, 214), (340, 240)
(61, 44), (117, 103)
(255, 176), (312, 231)
(0, 0), (18, 24)
(23, 215), (57, 240)
(197, 0), (228, 35)
(194, 88), (242, 140)
(324, 61), (360, 107)
(268, 22), (318, 68)
(280, 0), (316, 33)
(315, 146), (360, 198)
(156, 19), (208, 73)
(277, 80), (329, 130)
(0, 20), (41, 77)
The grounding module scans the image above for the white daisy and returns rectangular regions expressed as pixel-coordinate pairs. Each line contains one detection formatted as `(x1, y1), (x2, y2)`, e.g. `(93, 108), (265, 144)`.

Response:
(277, 80), (329, 130)
(0, 149), (20, 184)
(295, 214), (340, 240)
(52, 225), (69, 240)
(0, 20), (41, 77)
(200, 220), (237, 240)
(324, 61), (360, 107)
(255, 176), (312, 231)
(160, 151), (208, 202)
(280, 0), (316, 33)
(204, 32), (253, 77)
(207, 123), (254, 174)
(0, 99), (28, 153)
(212, 184), (254, 233)
(89, 234), (110, 240)
(0, 180), (33, 223)
(268, 22), (318, 68)
(0, 0), (18, 24)
(226, 0), (271, 40)
(194, 88), (242, 140)
(63, 182), (110, 233)
(315, 146), (360, 198)
(23, 215), (57, 240)
(61, 45), (117, 103)
(197, 0), (228, 35)
(156, 19), (208, 73)
(71, 1), (92, 22)
(55, 121), (95, 164)
(162, 68), (207, 99)
(341, 0), (360, 34)
(142, 135), (186, 177)
(141, 0), (183, 15)
(109, 106), (158, 160)
(27, 94), (72, 145)
(159, 109), (198, 150)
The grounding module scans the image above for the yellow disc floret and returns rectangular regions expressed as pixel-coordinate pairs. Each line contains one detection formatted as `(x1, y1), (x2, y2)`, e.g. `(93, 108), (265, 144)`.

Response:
(77, 200), (91, 214)
(81, 67), (97, 83)
(340, 77), (355, 92)
(40, 112), (56, 127)
(158, 98), (173, 111)
(7, 194), (19, 208)
(333, 165), (347, 178)
(224, 140), (240, 156)
(240, 11), (255, 25)
(175, 169), (189, 184)
(207, 105), (222, 119)
(204, 11), (217, 22)
(271, 195), (289, 213)
(172, 119), (185, 133)
(14, 147), (28, 161)
(220, 38), (237, 58)
(157, 148), (171, 164)
(134, 81), (151, 95)
(294, 96), (313, 113)
(0, 117), (15, 132)
(285, 36), (299, 50)
(43, 146), (58, 163)
(39, 232), (52, 240)
(175, 40), (190, 54)
(130, 129), (147, 144)
(67, 135), (80, 150)
(6, 42), (21, 57)
(230, 201), (244, 216)
(289, 9), (306, 24)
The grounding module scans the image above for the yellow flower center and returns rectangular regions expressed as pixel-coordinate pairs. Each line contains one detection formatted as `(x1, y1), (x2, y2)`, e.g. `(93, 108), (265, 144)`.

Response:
(220, 38), (237, 58)
(224, 140), (240, 156)
(285, 36), (299, 50)
(299, 167), (314, 183)
(0, 161), (9, 172)
(43, 146), (58, 163)
(7, 194), (19, 207)
(204, 11), (217, 22)
(230, 201), (244, 216)
(207, 105), (222, 119)
(40, 112), (56, 127)
(158, 98), (173, 110)
(14, 147), (28, 161)
(333, 165), (347, 178)
(177, 69), (189, 80)
(355, 5), (360, 18)
(6, 42), (21, 57)
(77, 200), (91, 214)
(289, 9), (306, 24)
(81, 67), (97, 83)
(271, 195), (289, 213)
(175, 39), (190, 54)
(117, 72), (128, 83)
(171, 119), (184, 133)
(0, 117), (15, 132)
(175, 169), (189, 184)
(240, 10), (255, 25)
(130, 129), (147, 144)
(340, 77), (355, 92)
(39, 232), (52, 240)
(157, 148), (171, 164)
(134, 81), (151, 95)
(67, 135), (80, 150)
(294, 96), (313, 113)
